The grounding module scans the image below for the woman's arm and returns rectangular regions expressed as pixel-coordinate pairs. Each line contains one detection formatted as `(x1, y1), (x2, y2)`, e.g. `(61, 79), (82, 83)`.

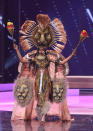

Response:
(13, 44), (28, 63)
(60, 36), (87, 64)
(60, 48), (77, 64)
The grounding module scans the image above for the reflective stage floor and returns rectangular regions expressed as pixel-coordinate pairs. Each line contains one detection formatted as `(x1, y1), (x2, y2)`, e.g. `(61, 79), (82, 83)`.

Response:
(0, 91), (93, 115)
(0, 111), (93, 131)
(0, 91), (93, 130)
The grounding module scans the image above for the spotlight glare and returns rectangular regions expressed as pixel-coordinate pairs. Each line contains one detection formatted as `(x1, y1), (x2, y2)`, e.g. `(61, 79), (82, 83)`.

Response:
(86, 8), (93, 23)
(0, 16), (2, 25)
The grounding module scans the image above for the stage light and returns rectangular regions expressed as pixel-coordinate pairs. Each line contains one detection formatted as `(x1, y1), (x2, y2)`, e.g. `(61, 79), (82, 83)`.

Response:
(0, 16), (2, 19)
(8, 35), (16, 42)
(0, 15), (5, 27)
(0, 16), (2, 25)
(86, 8), (93, 23)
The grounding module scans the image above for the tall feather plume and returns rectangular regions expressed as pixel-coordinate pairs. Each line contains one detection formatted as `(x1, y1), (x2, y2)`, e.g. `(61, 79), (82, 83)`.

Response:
(50, 18), (67, 53)
(19, 20), (37, 51)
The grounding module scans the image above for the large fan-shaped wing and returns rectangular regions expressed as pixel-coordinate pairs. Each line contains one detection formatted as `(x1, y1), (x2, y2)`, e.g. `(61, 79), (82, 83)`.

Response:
(50, 18), (67, 53)
(19, 20), (37, 51)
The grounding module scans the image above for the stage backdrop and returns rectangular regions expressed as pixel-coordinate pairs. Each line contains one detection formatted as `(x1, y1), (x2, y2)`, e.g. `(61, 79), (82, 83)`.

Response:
(0, 0), (93, 83)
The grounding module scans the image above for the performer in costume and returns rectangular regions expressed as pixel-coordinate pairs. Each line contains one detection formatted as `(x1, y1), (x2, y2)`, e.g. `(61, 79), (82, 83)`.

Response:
(7, 14), (88, 122)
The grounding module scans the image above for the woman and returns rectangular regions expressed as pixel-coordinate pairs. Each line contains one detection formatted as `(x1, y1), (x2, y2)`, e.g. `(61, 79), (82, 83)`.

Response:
(11, 14), (87, 122)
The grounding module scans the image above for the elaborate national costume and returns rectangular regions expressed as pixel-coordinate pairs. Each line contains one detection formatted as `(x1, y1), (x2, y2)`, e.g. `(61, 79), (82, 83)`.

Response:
(7, 14), (88, 122)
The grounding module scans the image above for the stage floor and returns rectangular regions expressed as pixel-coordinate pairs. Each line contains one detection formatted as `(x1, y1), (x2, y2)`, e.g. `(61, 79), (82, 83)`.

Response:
(0, 91), (93, 130)
(0, 111), (93, 131)
(0, 91), (93, 115)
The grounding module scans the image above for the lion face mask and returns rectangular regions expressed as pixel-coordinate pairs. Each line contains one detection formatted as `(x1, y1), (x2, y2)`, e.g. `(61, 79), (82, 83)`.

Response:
(19, 14), (67, 52)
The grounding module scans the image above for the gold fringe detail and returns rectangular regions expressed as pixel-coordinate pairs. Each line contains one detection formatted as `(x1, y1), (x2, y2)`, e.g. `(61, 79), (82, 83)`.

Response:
(36, 101), (50, 121)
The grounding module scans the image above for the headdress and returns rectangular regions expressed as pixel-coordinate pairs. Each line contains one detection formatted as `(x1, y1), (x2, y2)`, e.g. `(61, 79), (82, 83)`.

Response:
(19, 14), (67, 53)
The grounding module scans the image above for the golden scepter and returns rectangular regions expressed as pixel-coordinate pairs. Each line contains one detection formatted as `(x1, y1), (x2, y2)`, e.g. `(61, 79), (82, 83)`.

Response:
(6, 22), (25, 62)
(74, 30), (89, 52)
(60, 30), (89, 65)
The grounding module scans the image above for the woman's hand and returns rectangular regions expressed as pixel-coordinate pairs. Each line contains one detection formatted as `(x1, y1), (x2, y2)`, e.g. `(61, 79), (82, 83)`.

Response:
(13, 44), (18, 50)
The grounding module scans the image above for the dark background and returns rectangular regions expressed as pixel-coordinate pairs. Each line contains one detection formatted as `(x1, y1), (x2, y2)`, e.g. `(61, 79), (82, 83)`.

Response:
(0, 0), (93, 83)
